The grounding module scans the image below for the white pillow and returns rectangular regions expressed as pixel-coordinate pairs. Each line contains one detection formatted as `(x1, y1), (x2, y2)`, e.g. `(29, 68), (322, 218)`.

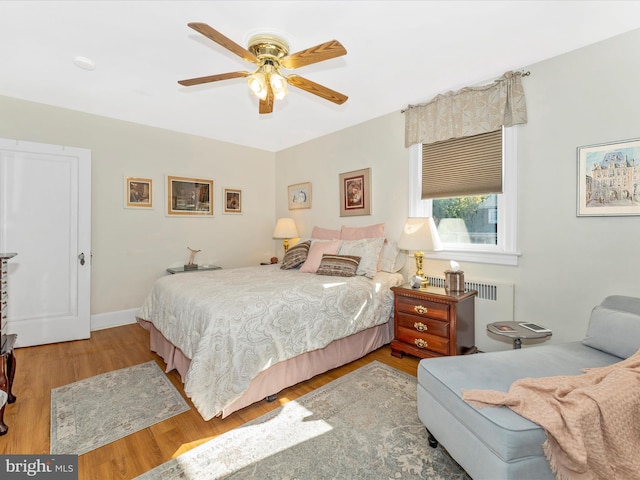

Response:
(379, 241), (403, 273)
(338, 237), (384, 278)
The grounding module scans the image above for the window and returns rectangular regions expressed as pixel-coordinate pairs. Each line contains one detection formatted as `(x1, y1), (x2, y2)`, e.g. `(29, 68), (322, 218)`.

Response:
(408, 127), (520, 266)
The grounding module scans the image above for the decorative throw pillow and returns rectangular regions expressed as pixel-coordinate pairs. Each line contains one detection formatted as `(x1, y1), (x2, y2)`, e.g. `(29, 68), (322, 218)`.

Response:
(316, 254), (361, 277)
(379, 240), (403, 273)
(340, 223), (385, 240)
(280, 241), (311, 270)
(311, 226), (341, 240)
(338, 237), (385, 278)
(299, 240), (342, 273)
(582, 304), (640, 359)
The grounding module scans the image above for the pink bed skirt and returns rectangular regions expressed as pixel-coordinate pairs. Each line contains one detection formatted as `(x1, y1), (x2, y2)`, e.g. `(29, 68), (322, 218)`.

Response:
(137, 318), (393, 418)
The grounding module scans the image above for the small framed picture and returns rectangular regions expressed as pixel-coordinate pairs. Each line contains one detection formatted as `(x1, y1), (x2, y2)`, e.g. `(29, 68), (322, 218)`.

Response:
(339, 168), (371, 217)
(288, 182), (312, 210)
(125, 177), (152, 208)
(577, 137), (640, 216)
(167, 176), (214, 216)
(224, 188), (242, 214)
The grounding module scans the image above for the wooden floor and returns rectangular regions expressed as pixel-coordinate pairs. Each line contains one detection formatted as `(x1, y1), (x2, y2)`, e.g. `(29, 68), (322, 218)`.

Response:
(0, 323), (420, 479)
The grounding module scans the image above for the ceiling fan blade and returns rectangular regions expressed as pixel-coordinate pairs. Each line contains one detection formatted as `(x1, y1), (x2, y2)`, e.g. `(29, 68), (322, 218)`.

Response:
(178, 71), (250, 86)
(280, 40), (347, 69)
(259, 85), (274, 114)
(287, 75), (348, 105)
(188, 22), (258, 64)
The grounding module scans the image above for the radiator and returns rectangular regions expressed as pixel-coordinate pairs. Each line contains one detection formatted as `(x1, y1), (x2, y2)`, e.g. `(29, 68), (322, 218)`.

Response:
(425, 275), (515, 352)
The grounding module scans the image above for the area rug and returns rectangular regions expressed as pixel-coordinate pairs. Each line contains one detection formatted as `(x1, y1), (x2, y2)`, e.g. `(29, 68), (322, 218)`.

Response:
(135, 361), (470, 479)
(51, 361), (190, 455)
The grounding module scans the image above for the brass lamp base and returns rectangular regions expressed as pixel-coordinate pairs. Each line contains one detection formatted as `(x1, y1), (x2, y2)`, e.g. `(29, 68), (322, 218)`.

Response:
(413, 251), (430, 289)
(283, 238), (290, 253)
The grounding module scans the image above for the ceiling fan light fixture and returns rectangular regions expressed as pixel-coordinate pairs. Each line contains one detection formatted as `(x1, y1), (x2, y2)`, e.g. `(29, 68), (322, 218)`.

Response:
(270, 71), (288, 100)
(179, 23), (348, 114)
(247, 71), (268, 99)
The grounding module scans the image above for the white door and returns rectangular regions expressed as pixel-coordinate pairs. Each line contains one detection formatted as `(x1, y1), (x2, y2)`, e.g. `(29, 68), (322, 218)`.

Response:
(0, 138), (91, 347)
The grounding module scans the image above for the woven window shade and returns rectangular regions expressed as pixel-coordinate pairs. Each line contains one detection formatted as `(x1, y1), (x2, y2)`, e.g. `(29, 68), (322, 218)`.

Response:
(422, 129), (503, 199)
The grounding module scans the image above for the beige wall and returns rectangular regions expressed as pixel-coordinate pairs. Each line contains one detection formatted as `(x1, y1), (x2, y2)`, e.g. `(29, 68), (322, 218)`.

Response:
(0, 97), (276, 314)
(275, 113), (409, 241)
(512, 28), (640, 343)
(2, 27), (639, 348)
(276, 28), (640, 349)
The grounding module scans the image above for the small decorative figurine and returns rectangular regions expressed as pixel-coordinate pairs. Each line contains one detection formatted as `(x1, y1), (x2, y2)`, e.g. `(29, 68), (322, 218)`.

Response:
(185, 247), (201, 270)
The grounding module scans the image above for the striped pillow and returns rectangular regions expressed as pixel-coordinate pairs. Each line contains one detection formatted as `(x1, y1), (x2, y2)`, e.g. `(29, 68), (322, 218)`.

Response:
(316, 254), (361, 277)
(280, 241), (311, 270)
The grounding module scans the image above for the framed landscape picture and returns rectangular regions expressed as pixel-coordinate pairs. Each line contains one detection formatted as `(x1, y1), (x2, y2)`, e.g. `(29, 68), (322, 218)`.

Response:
(224, 188), (242, 214)
(167, 176), (214, 216)
(339, 168), (371, 217)
(288, 182), (312, 210)
(125, 177), (152, 209)
(577, 138), (640, 216)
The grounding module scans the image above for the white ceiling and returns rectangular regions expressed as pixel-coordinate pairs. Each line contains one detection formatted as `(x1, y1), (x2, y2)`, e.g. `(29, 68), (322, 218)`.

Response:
(3, 1), (640, 152)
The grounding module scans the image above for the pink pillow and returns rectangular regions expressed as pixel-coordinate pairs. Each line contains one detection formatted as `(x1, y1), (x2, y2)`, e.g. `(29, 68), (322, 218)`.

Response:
(299, 240), (342, 273)
(311, 226), (341, 240)
(341, 223), (385, 240)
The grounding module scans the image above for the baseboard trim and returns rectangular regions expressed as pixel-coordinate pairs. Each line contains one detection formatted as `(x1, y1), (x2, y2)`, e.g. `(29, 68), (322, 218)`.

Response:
(91, 308), (138, 331)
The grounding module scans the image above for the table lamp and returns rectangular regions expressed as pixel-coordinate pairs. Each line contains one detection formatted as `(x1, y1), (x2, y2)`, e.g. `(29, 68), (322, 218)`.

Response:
(397, 217), (443, 289)
(272, 218), (299, 253)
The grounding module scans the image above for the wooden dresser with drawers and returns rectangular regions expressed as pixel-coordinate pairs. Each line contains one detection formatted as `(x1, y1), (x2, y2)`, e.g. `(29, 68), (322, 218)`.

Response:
(390, 285), (477, 359)
(0, 252), (18, 435)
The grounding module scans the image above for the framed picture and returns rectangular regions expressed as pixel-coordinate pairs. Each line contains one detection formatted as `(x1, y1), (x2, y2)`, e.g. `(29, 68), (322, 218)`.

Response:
(224, 188), (242, 214)
(339, 168), (371, 217)
(577, 138), (640, 216)
(125, 177), (152, 208)
(167, 176), (214, 216)
(288, 182), (312, 210)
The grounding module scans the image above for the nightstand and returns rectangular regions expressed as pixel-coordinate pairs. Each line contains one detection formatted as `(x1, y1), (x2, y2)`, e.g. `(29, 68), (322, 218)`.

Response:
(390, 285), (477, 359)
(166, 265), (221, 274)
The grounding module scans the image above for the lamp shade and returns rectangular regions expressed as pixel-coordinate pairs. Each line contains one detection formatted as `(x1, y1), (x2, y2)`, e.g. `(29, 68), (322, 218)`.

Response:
(272, 218), (299, 239)
(397, 217), (443, 252)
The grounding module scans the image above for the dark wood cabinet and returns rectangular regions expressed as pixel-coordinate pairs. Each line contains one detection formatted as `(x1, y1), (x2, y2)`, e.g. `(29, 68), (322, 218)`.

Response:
(0, 252), (17, 435)
(390, 285), (476, 359)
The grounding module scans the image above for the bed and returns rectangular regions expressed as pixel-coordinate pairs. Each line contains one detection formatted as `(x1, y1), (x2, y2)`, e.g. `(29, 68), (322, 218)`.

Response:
(137, 248), (404, 420)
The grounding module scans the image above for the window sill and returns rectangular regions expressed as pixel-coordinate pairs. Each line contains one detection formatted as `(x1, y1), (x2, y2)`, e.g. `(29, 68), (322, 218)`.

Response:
(427, 249), (520, 266)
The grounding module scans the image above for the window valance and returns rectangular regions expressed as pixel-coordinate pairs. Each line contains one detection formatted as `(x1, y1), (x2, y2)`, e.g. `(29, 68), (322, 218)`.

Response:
(404, 71), (528, 148)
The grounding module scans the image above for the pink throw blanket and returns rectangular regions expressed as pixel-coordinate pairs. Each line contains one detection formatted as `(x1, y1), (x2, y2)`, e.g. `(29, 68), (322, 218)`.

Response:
(462, 349), (640, 480)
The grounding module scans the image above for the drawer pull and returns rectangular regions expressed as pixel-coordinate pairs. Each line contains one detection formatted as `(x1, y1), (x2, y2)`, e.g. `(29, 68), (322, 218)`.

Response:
(414, 338), (428, 349)
(414, 322), (428, 332)
(414, 305), (428, 315)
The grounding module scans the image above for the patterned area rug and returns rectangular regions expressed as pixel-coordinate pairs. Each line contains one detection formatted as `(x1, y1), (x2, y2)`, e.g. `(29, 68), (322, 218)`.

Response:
(50, 361), (190, 455)
(135, 361), (470, 479)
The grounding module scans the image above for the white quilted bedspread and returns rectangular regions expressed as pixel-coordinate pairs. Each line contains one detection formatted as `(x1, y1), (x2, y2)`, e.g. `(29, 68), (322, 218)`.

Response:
(137, 265), (403, 420)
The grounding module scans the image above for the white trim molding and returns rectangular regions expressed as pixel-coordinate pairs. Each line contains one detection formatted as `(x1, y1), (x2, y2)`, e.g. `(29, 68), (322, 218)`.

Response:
(91, 308), (138, 331)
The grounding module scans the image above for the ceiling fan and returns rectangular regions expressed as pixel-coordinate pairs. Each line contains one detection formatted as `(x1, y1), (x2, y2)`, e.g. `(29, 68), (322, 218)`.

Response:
(178, 23), (348, 114)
